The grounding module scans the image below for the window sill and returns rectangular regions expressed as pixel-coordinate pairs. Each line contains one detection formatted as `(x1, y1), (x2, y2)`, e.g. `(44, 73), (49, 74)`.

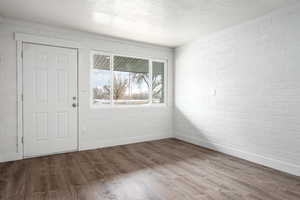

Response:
(90, 103), (168, 109)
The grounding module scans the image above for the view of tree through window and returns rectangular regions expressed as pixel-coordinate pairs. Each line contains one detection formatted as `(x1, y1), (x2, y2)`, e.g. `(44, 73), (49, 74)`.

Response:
(152, 61), (165, 103)
(91, 54), (111, 104)
(91, 52), (165, 106)
(113, 56), (149, 104)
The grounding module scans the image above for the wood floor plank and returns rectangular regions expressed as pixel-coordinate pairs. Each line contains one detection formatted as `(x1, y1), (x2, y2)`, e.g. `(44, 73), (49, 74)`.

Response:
(0, 139), (299, 200)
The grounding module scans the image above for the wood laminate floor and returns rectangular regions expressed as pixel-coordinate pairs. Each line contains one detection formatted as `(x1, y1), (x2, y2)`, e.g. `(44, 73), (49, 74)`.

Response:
(0, 139), (299, 200)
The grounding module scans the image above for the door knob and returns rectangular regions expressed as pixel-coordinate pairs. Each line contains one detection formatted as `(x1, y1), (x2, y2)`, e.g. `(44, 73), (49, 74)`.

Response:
(72, 103), (77, 108)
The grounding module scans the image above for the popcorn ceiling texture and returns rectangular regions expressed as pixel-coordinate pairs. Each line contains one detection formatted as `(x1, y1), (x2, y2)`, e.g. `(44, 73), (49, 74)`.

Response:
(0, 0), (297, 46)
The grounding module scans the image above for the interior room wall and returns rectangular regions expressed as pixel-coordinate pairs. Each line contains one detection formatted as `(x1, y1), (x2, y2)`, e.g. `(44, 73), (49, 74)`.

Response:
(175, 3), (300, 176)
(0, 18), (173, 162)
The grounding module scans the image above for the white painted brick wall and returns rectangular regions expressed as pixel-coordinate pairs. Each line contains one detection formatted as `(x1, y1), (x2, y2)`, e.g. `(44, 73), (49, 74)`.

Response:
(175, 3), (300, 176)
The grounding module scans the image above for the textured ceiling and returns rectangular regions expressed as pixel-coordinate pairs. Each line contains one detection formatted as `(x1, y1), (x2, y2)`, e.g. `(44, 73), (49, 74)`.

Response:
(0, 0), (297, 47)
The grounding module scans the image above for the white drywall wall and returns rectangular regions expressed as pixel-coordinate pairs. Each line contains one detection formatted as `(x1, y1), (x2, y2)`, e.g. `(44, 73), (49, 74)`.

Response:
(175, 3), (300, 176)
(0, 19), (173, 162)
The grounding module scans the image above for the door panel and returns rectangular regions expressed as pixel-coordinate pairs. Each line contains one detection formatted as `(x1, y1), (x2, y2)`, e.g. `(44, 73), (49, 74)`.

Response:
(23, 43), (78, 157)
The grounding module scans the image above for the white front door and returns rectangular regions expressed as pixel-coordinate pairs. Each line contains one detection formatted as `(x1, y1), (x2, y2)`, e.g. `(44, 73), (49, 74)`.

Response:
(23, 43), (78, 157)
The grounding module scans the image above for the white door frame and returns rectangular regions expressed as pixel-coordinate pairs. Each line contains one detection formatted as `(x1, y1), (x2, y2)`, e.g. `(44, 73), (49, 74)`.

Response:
(15, 32), (81, 158)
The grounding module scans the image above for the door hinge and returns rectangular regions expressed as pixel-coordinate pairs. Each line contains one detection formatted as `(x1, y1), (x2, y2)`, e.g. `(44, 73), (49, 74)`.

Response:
(21, 137), (24, 144)
(21, 50), (23, 58)
(21, 94), (24, 101)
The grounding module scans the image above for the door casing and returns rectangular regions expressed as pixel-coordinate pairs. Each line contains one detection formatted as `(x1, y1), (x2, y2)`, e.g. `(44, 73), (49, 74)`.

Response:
(15, 33), (80, 159)
(22, 42), (79, 157)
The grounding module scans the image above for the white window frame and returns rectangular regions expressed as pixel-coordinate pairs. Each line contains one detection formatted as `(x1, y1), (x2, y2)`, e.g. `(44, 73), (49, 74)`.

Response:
(90, 50), (168, 108)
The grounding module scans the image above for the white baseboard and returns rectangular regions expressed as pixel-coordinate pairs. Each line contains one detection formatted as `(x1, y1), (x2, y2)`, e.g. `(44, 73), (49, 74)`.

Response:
(0, 135), (172, 163)
(80, 134), (173, 151)
(175, 134), (300, 177)
(0, 152), (22, 163)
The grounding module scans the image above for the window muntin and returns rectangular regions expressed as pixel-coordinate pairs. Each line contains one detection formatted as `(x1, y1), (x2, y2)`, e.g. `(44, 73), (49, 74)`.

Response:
(91, 52), (166, 107)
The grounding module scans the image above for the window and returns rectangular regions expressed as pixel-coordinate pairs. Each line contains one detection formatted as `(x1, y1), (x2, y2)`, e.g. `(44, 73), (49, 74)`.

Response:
(113, 56), (150, 105)
(91, 52), (166, 106)
(91, 54), (111, 104)
(152, 61), (165, 104)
